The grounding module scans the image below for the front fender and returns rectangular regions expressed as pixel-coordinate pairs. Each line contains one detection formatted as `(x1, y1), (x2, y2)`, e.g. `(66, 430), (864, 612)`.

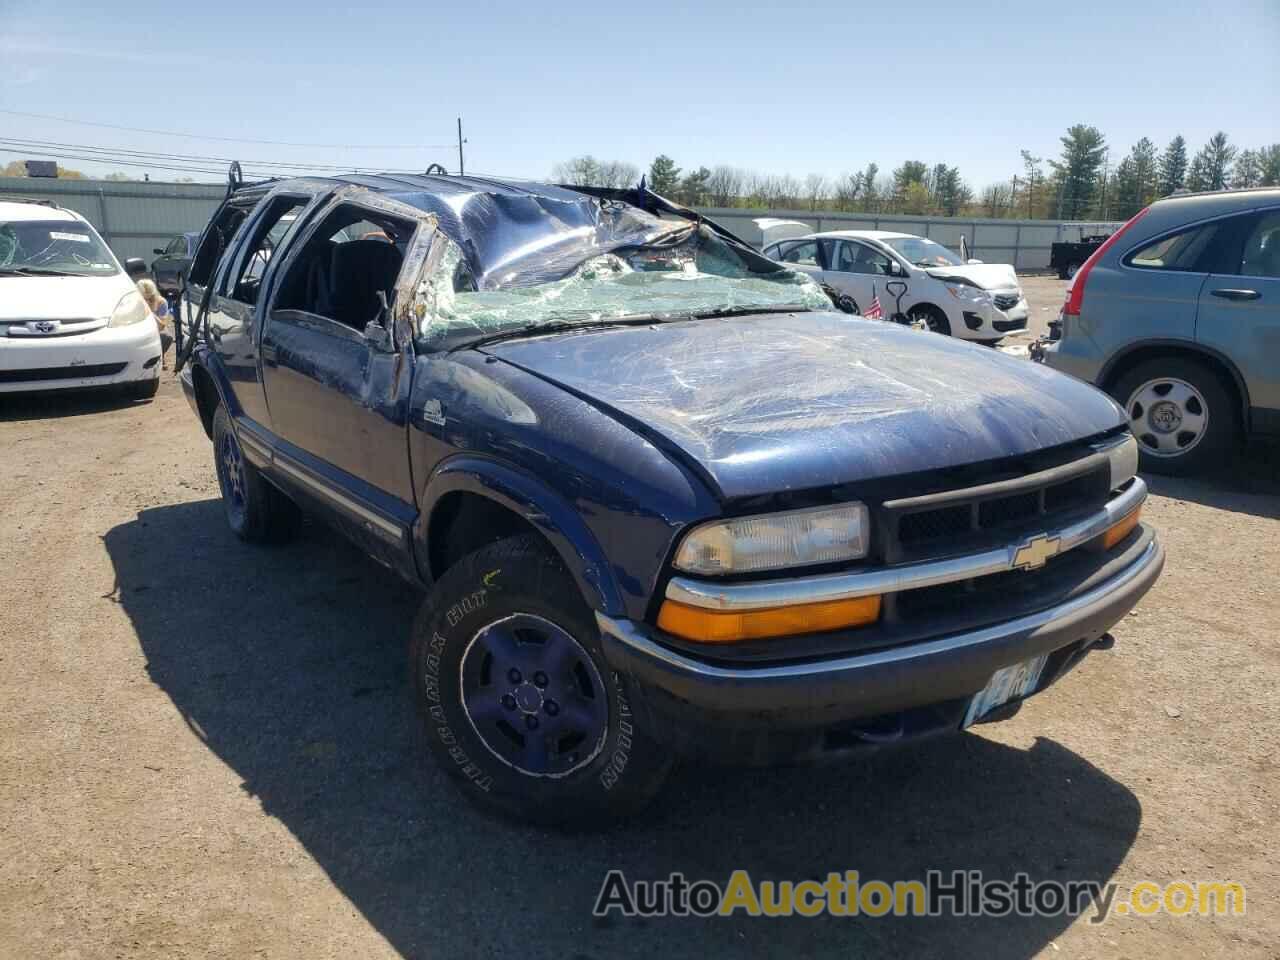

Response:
(417, 455), (625, 616)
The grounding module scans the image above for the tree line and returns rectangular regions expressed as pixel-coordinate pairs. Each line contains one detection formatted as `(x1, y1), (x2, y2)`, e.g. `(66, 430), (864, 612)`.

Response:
(552, 128), (1280, 221)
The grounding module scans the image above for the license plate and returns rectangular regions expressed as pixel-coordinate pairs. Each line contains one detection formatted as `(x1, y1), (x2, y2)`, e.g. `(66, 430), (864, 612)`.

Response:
(963, 654), (1048, 727)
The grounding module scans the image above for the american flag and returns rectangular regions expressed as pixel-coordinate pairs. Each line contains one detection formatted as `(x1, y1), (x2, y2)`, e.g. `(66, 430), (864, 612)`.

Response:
(864, 282), (883, 320)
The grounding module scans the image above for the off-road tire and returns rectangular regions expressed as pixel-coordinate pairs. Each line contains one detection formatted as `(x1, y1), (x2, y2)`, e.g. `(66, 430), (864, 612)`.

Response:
(211, 405), (300, 543)
(1110, 356), (1239, 476)
(410, 535), (672, 826)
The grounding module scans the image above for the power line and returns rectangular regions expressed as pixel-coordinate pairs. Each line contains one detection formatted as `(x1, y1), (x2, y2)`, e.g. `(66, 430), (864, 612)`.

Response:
(0, 137), (425, 175)
(0, 146), (277, 179)
(0, 108), (454, 151)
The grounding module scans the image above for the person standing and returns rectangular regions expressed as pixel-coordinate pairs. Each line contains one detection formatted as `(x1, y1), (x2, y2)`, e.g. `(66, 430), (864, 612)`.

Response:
(136, 278), (173, 369)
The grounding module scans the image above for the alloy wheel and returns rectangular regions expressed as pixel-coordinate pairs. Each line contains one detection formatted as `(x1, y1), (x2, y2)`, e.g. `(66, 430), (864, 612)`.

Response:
(460, 614), (609, 778)
(1125, 377), (1209, 458)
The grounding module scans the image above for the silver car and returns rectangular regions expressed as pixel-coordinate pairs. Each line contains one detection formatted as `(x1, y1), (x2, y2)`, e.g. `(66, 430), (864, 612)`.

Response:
(1042, 188), (1280, 475)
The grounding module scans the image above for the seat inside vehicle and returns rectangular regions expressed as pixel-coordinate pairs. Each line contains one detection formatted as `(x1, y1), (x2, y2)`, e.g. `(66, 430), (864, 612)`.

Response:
(274, 211), (410, 330)
(327, 239), (402, 329)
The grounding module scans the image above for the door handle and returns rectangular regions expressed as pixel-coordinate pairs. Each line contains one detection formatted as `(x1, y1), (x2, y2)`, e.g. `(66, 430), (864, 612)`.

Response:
(1211, 288), (1261, 301)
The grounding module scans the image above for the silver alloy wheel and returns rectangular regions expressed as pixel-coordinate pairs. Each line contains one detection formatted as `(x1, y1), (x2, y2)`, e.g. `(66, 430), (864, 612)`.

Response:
(1125, 376), (1209, 458)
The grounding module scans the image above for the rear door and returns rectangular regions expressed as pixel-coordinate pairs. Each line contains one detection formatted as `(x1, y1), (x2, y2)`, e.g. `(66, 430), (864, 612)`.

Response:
(1195, 208), (1280, 431)
(819, 239), (894, 312)
(204, 191), (320, 428)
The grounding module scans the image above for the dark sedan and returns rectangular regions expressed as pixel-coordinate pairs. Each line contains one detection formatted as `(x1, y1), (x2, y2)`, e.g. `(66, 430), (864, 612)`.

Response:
(150, 231), (200, 295)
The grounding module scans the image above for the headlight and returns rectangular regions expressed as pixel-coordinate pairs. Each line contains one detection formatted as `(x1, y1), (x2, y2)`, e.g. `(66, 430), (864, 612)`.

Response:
(673, 503), (870, 576)
(109, 290), (149, 327)
(943, 280), (991, 304)
(1101, 433), (1139, 490)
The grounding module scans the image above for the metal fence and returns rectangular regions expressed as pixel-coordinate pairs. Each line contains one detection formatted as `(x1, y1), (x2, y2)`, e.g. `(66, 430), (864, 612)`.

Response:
(0, 177), (224, 264)
(696, 208), (1124, 271)
(0, 177), (1122, 272)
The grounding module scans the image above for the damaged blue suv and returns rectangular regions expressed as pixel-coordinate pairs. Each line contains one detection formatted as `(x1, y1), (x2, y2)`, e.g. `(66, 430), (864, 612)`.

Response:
(178, 168), (1163, 824)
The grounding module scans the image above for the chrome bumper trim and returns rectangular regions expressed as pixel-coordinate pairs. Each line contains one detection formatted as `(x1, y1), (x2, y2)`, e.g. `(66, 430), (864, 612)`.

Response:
(666, 477), (1147, 612)
(608, 539), (1161, 682)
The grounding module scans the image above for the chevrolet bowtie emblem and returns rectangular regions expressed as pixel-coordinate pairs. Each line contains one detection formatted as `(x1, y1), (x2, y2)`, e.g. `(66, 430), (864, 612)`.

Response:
(1012, 534), (1061, 571)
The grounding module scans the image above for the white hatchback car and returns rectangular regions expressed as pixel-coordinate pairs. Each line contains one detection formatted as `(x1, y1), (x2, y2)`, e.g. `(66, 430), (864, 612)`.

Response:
(763, 229), (1029, 344)
(0, 198), (161, 397)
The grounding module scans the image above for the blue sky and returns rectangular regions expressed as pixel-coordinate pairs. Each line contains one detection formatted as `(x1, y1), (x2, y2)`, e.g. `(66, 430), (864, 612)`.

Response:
(1, 0), (1276, 188)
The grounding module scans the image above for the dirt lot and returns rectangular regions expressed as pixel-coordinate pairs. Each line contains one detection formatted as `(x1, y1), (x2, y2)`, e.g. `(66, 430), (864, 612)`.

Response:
(2, 285), (1278, 959)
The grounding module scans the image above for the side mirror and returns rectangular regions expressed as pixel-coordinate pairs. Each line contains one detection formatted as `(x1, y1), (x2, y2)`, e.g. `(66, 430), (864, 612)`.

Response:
(153, 248), (165, 255)
(888, 260), (904, 277)
(124, 257), (148, 279)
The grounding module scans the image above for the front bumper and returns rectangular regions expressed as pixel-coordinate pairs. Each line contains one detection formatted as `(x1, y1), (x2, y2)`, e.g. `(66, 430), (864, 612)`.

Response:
(949, 296), (1029, 341)
(0, 322), (162, 393)
(598, 529), (1163, 764)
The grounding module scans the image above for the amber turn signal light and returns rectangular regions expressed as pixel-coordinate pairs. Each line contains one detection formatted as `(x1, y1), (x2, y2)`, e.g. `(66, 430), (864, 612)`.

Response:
(657, 594), (882, 644)
(1101, 506), (1142, 550)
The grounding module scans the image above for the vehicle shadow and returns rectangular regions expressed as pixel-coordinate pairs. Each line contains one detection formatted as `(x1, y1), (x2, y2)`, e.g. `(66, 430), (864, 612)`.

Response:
(104, 501), (1141, 960)
(1144, 439), (1280, 520)
(0, 388), (151, 422)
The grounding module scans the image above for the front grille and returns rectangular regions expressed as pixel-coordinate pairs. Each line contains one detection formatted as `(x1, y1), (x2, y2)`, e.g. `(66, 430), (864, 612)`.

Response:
(884, 460), (1111, 563)
(0, 362), (126, 384)
(993, 293), (1020, 310)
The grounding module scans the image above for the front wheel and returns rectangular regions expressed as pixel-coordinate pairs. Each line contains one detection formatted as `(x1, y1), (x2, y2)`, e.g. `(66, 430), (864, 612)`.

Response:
(908, 304), (951, 335)
(410, 535), (672, 826)
(1111, 357), (1238, 475)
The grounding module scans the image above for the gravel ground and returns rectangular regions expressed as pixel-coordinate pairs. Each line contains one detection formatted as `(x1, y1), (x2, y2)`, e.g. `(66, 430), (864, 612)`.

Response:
(1, 302), (1277, 958)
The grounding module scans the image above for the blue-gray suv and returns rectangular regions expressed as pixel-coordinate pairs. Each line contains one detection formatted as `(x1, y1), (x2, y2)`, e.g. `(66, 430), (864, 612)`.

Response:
(1042, 188), (1280, 475)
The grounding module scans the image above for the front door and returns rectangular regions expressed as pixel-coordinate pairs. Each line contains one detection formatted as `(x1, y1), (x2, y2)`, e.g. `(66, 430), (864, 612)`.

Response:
(258, 197), (424, 569)
(1195, 208), (1280, 426)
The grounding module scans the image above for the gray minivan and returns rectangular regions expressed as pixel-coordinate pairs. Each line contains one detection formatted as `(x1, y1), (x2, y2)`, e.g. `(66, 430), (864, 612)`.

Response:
(1042, 188), (1279, 475)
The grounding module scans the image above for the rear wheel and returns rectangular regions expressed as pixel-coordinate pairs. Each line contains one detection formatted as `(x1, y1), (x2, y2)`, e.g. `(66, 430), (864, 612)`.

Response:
(1065, 262), (1082, 280)
(410, 535), (672, 826)
(1111, 357), (1238, 475)
(211, 405), (300, 542)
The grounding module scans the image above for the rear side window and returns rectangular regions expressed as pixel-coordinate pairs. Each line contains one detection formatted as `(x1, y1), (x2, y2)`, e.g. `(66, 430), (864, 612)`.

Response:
(221, 196), (310, 304)
(1240, 212), (1280, 279)
(188, 202), (252, 288)
(779, 240), (819, 266)
(1125, 223), (1219, 271)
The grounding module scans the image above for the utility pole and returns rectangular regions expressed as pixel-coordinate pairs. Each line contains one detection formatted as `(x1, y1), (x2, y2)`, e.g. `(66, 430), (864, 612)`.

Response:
(1099, 148), (1110, 220)
(457, 117), (465, 176)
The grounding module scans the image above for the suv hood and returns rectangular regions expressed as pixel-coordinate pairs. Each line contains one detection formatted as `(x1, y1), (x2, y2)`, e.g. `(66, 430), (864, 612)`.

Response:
(926, 263), (1019, 291)
(481, 312), (1124, 500)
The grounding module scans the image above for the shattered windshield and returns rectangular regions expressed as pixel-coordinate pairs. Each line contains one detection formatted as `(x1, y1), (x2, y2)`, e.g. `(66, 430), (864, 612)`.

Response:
(415, 224), (831, 350)
(0, 220), (120, 277)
